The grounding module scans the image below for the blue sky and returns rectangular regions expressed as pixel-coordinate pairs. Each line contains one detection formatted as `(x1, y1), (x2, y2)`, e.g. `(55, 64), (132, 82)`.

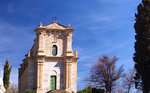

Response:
(0, 0), (141, 90)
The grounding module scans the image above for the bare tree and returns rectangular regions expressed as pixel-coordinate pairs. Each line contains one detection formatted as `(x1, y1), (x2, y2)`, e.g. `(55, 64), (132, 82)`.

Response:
(114, 82), (125, 93)
(87, 56), (124, 93)
(122, 69), (135, 93)
(6, 83), (18, 93)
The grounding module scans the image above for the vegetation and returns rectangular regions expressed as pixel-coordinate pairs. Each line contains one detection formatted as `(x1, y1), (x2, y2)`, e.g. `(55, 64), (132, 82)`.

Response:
(134, 0), (150, 92)
(77, 86), (92, 93)
(3, 58), (12, 90)
(77, 86), (104, 93)
(86, 56), (124, 93)
(122, 69), (135, 93)
(23, 90), (36, 93)
(5, 83), (18, 93)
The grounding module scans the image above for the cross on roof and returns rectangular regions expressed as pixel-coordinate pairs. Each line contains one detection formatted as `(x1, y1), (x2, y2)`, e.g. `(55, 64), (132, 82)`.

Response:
(52, 16), (58, 21)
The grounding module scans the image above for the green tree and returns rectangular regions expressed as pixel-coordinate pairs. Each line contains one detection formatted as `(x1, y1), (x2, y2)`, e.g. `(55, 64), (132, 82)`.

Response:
(3, 58), (12, 90)
(133, 0), (150, 92)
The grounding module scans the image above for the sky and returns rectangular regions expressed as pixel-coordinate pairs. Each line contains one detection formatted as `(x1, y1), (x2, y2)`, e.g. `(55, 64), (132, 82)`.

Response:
(0, 0), (141, 91)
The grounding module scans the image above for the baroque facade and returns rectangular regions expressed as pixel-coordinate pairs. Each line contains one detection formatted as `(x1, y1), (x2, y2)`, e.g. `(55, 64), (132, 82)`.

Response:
(18, 21), (79, 93)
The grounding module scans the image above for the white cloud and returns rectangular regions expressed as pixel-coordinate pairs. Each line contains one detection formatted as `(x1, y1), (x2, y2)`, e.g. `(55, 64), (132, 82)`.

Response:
(0, 20), (35, 50)
(0, 20), (36, 84)
(90, 13), (115, 23)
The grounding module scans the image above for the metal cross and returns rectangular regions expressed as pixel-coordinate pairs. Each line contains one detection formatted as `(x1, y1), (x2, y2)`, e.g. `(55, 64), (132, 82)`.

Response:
(52, 16), (58, 21)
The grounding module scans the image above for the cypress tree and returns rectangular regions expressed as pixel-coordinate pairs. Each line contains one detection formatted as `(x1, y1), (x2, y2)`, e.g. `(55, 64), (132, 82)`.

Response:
(3, 58), (12, 90)
(134, 0), (150, 92)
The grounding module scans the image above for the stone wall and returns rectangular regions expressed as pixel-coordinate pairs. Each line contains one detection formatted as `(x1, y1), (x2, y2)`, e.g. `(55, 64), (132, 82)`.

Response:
(19, 66), (28, 93)
(27, 62), (36, 90)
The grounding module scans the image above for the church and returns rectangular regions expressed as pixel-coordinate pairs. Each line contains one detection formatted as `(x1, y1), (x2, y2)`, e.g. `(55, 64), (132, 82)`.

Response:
(18, 21), (79, 93)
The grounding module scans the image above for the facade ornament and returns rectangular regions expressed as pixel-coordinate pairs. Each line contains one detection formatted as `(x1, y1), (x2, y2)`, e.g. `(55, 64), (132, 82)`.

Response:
(18, 21), (79, 93)
(68, 24), (71, 29)
(39, 22), (43, 27)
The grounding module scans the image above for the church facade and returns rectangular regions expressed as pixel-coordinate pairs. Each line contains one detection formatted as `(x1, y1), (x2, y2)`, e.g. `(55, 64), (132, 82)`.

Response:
(18, 21), (79, 93)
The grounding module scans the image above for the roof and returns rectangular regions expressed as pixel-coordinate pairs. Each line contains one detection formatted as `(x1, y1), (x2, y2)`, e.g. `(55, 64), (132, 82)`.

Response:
(42, 21), (68, 30)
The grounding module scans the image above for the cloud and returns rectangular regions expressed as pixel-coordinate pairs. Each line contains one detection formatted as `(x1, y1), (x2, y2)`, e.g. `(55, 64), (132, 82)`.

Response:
(0, 19), (35, 50)
(78, 40), (128, 61)
(0, 19), (36, 83)
(90, 13), (115, 23)
(76, 39), (133, 77)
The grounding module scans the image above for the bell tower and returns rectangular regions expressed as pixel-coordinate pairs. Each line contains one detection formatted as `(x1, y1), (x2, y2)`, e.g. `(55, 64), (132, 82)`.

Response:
(18, 21), (79, 93)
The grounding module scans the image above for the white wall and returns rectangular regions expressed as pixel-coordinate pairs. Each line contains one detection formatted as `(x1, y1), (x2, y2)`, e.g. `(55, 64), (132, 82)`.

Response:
(43, 62), (64, 93)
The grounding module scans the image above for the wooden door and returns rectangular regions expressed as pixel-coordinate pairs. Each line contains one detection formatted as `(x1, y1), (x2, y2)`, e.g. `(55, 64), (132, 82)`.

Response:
(50, 76), (56, 90)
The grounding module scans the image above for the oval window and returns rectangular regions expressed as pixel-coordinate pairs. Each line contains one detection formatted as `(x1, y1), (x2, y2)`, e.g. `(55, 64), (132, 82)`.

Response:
(52, 45), (57, 56)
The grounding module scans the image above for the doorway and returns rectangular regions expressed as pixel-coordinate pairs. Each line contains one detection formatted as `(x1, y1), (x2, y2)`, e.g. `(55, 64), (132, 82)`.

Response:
(50, 76), (56, 90)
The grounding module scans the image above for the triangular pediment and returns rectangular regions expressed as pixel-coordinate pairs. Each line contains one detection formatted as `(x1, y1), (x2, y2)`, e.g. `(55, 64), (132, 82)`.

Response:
(43, 22), (67, 29)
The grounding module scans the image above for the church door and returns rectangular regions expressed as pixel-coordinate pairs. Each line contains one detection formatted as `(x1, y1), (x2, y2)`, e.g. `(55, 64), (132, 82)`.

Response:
(50, 76), (56, 90)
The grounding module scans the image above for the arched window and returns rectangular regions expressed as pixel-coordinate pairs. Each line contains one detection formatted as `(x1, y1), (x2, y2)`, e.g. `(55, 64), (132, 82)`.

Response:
(52, 45), (57, 56)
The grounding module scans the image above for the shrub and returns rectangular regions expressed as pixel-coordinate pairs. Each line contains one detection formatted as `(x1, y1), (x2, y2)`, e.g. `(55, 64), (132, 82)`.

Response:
(23, 90), (36, 93)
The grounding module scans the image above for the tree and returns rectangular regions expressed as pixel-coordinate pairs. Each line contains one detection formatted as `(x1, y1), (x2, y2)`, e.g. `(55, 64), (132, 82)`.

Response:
(122, 69), (135, 93)
(77, 86), (92, 93)
(133, 0), (150, 92)
(87, 56), (124, 93)
(6, 83), (18, 93)
(77, 86), (104, 93)
(3, 58), (12, 90)
(114, 83), (124, 93)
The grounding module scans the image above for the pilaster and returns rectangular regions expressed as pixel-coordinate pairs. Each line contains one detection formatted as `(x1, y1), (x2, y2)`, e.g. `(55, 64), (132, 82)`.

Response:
(37, 32), (45, 56)
(19, 22), (79, 93)
(65, 32), (74, 57)
(63, 57), (73, 93)
(36, 60), (44, 93)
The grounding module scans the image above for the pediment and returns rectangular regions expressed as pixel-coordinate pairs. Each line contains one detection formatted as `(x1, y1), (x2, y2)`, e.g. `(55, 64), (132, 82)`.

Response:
(43, 22), (67, 29)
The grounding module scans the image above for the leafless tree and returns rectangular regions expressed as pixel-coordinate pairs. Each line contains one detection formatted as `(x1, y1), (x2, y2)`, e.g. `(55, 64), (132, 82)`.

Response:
(122, 69), (135, 93)
(6, 83), (18, 93)
(114, 82), (125, 93)
(87, 56), (124, 93)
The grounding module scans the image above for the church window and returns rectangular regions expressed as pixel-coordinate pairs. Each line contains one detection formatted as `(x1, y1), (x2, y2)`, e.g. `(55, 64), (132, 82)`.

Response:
(52, 45), (58, 56)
